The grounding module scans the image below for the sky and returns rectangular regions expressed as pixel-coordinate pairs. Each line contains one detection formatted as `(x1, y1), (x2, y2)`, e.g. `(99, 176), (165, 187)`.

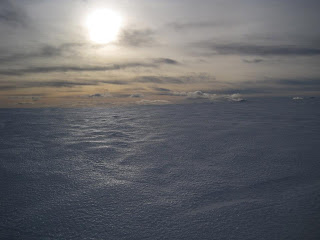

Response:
(0, 0), (320, 107)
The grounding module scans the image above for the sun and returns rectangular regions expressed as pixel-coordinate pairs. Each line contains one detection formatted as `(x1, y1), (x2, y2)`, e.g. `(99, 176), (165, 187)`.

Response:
(86, 9), (122, 44)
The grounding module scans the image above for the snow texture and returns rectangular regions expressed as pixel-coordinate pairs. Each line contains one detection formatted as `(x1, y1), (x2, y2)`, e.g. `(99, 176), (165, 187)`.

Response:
(1, 98), (320, 239)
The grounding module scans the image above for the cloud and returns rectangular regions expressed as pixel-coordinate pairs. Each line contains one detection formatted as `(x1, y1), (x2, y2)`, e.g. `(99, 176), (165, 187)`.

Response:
(0, 58), (179, 76)
(209, 88), (272, 95)
(121, 87), (144, 91)
(88, 93), (112, 98)
(260, 78), (320, 92)
(190, 91), (246, 102)
(272, 78), (320, 86)
(153, 58), (179, 65)
(100, 80), (129, 85)
(0, 85), (16, 90)
(243, 59), (264, 63)
(0, 80), (98, 90)
(136, 76), (163, 84)
(167, 21), (230, 31)
(130, 93), (144, 98)
(293, 97), (304, 100)
(2, 72), (214, 90)
(226, 93), (246, 102)
(0, 41), (177, 66)
(135, 73), (216, 85)
(0, 43), (84, 63)
(180, 72), (217, 83)
(8, 95), (41, 101)
(0, 0), (27, 27)
(30, 81), (97, 88)
(2, 73), (211, 91)
(196, 42), (320, 56)
(212, 77), (320, 95)
(136, 99), (170, 105)
(0, 42), (125, 64)
(186, 91), (212, 99)
(160, 90), (246, 102)
(119, 28), (155, 47)
(153, 87), (171, 92)
(170, 91), (188, 96)
(16, 102), (34, 105)
(135, 76), (183, 84)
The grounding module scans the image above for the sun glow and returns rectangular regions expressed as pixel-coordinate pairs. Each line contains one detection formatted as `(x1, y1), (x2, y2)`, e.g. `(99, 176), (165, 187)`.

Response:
(86, 9), (122, 44)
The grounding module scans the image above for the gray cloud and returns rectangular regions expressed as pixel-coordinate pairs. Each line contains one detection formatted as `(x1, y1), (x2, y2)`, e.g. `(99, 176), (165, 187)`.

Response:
(180, 72), (216, 83)
(8, 95), (41, 100)
(196, 43), (320, 56)
(208, 88), (273, 95)
(186, 91), (209, 99)
(168, 21), (230, 31)
(16, 102), (34, 105)
(130, 93), (144, 98)
(88, 93), (112, 98)
(153, 87), (171, 92)
(263, 78), (320, 92)
(119, 28), (155, 47)
(135, 73), (215, 85)
(136, 76), (163, 84)
(211, 78), (320, 95)
(122, 87), (146, 92)
(135, 76), (183, 84)
(100, 80), (129, 85)
(271, 78), (320, 86)
(0, 0), (27, 26)
(243, 59), (264, 63)
(0, 80), (98, 90)
(153, 58), (179, 65)
(0, 58), (178, 76)
(7, 93), (45, 97)
(0, 85), (16, 90)
(0, 43), (85, 63)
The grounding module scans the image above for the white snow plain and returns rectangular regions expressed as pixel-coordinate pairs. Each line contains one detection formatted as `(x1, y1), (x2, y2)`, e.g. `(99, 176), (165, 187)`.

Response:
(1, 98), (320, 239)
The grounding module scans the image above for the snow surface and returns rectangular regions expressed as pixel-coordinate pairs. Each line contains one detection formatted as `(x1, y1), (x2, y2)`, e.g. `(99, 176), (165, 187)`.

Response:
(1, 98), (320, 239)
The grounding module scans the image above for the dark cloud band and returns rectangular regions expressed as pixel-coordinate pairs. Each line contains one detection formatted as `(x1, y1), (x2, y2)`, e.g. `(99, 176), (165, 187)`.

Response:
(197, 43), (320, 56)
(0, 58), (179, 76)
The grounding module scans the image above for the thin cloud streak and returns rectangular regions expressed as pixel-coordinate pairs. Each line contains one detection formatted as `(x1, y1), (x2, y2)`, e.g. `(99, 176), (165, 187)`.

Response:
(0, 80), (98, 90)
(0, 58), (179, 76)
(167, 20), (232, 31)
(0, 44), (81, 63)
(196, 43), (320, 56)
(243, 59), (264, 63)
(135, 73), (216, 85)
(119, 28), (155, 47)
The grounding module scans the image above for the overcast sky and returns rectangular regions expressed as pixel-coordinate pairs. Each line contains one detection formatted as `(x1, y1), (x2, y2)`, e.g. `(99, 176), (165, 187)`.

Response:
(1, 0), (320, 107)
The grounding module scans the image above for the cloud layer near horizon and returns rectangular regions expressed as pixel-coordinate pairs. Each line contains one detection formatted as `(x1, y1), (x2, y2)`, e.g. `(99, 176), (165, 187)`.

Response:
(1, 0), (320, 107)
